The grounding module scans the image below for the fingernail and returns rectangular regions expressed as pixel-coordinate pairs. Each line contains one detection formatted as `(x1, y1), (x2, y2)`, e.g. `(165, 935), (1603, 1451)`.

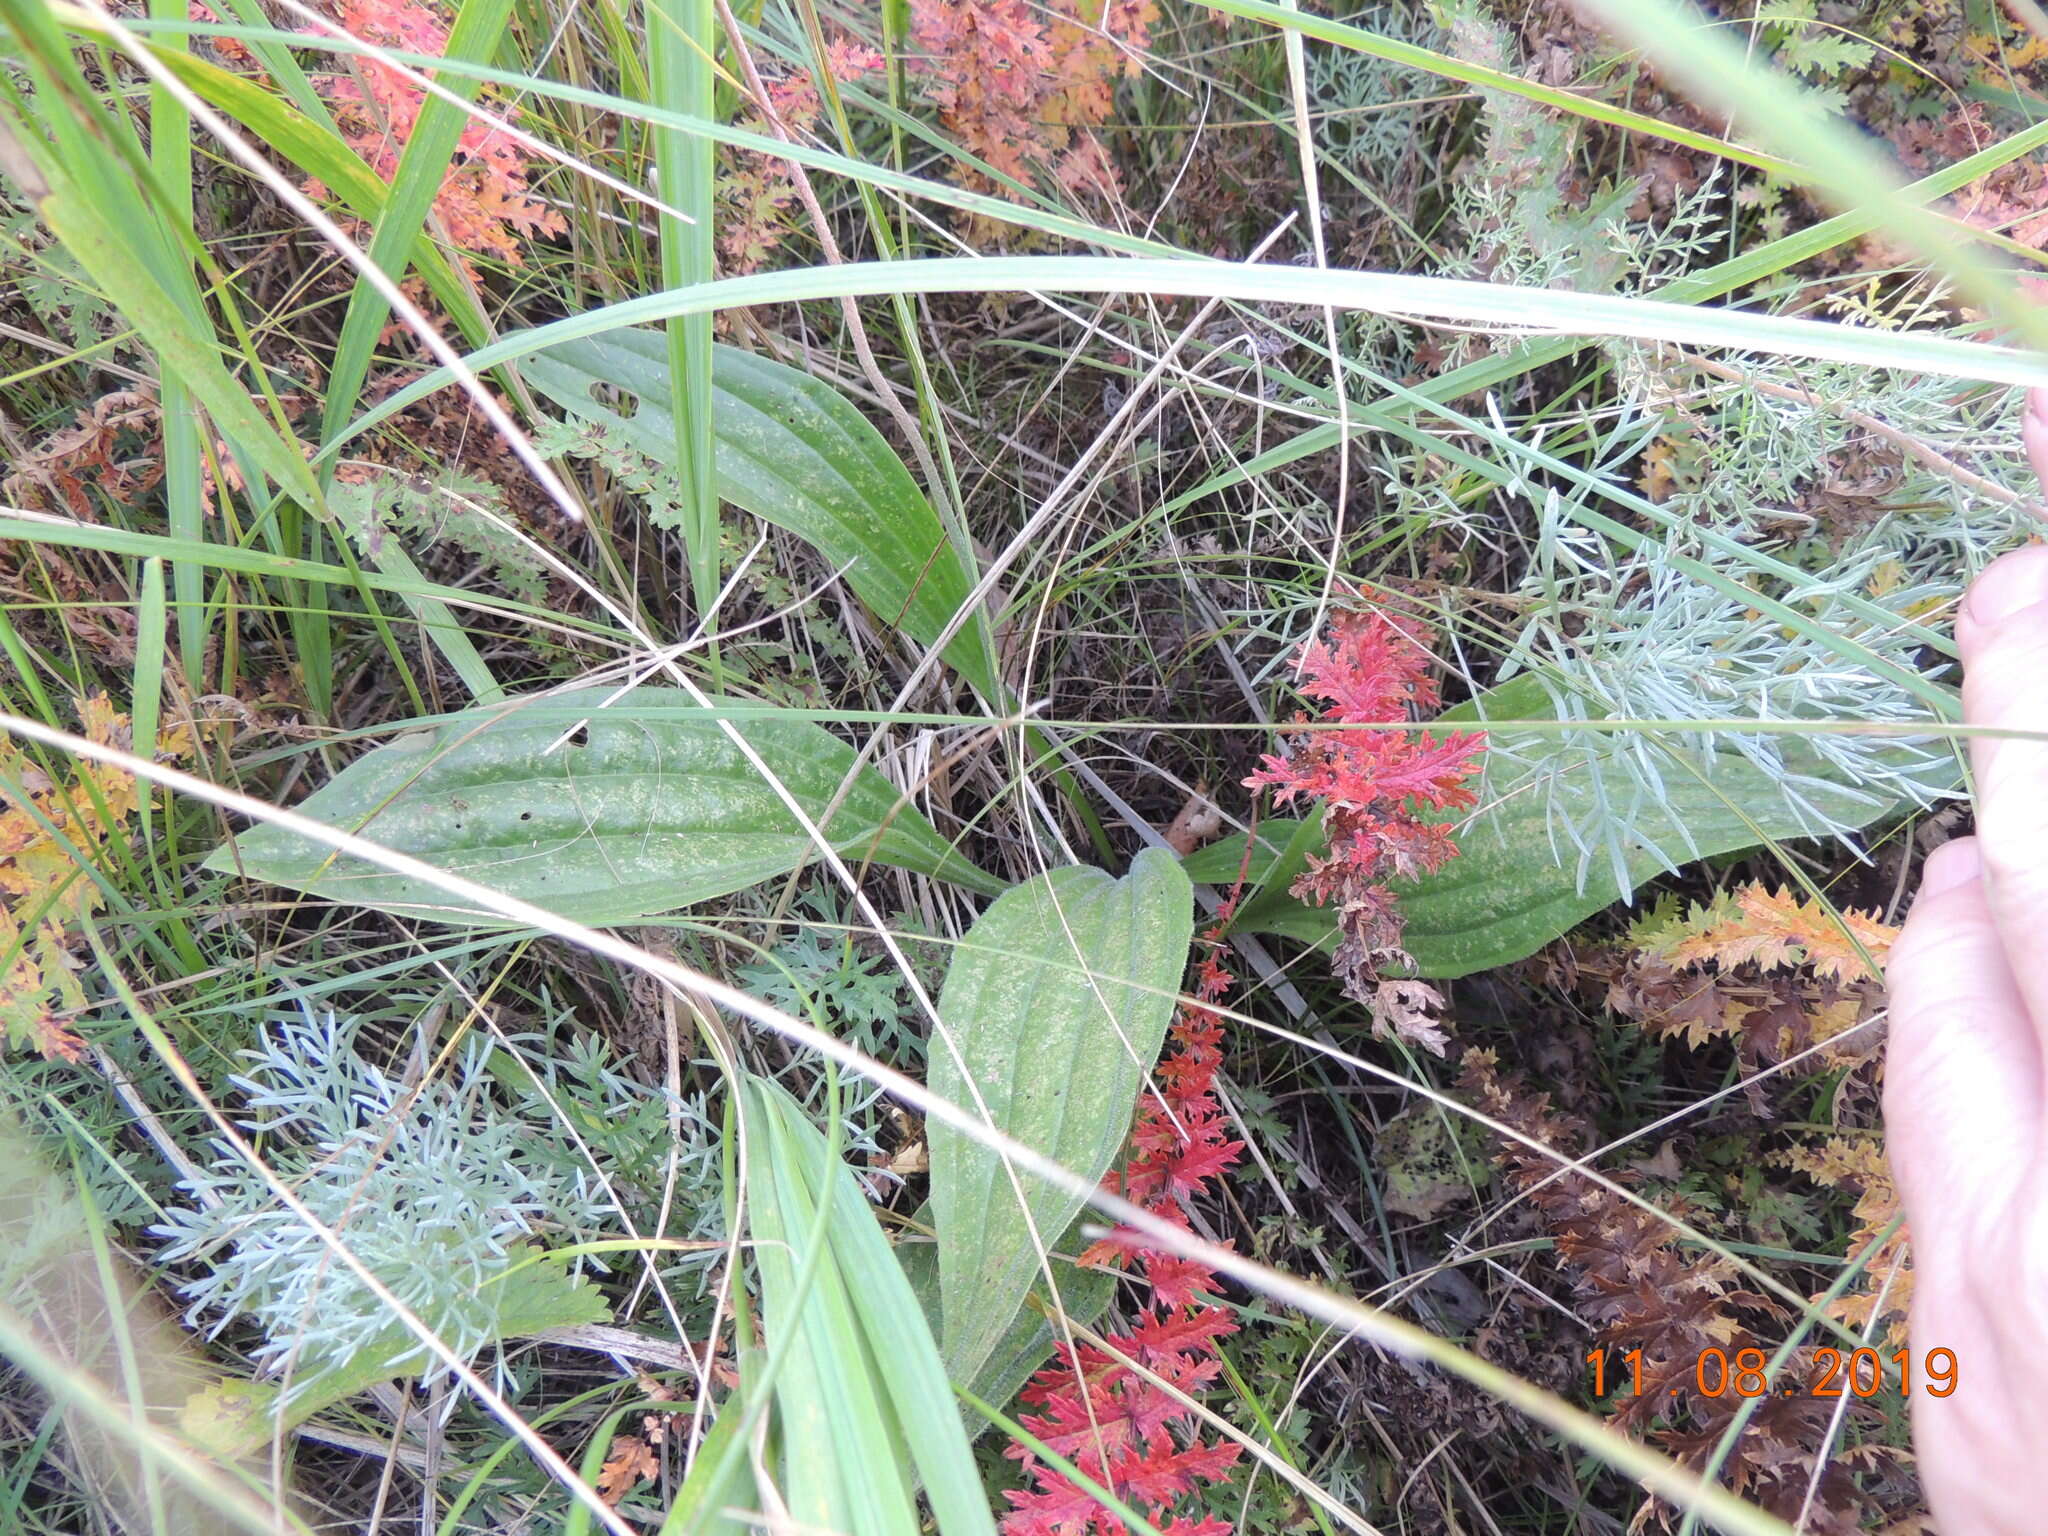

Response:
(1918, 835), (1982, 899)
(1962, 544), (2048, 633)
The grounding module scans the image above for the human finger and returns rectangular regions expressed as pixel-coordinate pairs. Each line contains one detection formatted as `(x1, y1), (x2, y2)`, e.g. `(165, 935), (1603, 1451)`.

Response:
(1886, 837), (2042, 1235)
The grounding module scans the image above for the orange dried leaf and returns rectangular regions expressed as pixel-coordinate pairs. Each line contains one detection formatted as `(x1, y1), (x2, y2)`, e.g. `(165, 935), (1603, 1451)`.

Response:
(2, 695), (195, 1062)
(1781, 1137), (1912, 1344)
(596, 1434), (659, 1504)
(1664, 884), (1895, 983)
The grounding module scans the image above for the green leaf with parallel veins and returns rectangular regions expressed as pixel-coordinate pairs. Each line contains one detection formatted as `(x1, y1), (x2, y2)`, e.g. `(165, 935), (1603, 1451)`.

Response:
(205, 688), (1003, 924)
(526, 333), (1002, 699)
(1185, 673), (1943, 978)
(897, 1209), (1117, 1429)
(927, 848), (1192, 1388)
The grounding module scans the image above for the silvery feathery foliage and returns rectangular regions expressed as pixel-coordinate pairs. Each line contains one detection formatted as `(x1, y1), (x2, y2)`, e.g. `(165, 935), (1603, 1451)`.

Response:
(1304, 2), (1448, 174)
(153, 1003), (709, 1392)
(1484, 485), (1966, 898)
(1633, 346), (2043, 562)
(738, 892), (926, 1066)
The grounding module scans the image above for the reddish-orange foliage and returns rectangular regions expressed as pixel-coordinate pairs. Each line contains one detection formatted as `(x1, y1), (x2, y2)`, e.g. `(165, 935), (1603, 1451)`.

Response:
(313, 0), (564, 267)
(1244, 593), (1486, 1053)
(1002, 935), (1244, 1536)
(720, 38), (883, 274)
(188, 1), (252, 64)
(910, 0), (1156, 204)
(1779, 1136), (1911, 1346)
(1660, 885), (1893, 984)
(1598, 884), (1894, 1105)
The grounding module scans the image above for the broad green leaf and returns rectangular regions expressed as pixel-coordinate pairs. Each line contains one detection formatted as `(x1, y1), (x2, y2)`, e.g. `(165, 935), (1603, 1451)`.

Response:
(1181, 827), (1336, 950)
(897, 1211), (1116, 1429)
(524, 332), (1003, 699)
(204, 687), (1004, 923)
(1186, 675), (1942, 978)
(179, 1248), (606, 1458)
(1217, 810), (1326, 938)
(928, 849), (1192, 1388)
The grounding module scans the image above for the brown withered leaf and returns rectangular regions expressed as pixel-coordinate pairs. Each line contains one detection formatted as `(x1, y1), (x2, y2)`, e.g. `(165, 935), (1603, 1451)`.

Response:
(1457, 1049), (1878, 1532)
(1161, 784), (1223, 857)
(597, 1434), (659, 1504)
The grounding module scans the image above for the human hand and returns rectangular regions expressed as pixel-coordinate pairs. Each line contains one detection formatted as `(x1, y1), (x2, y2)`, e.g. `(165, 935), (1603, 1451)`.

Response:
(1885, 388), (2048, 1534)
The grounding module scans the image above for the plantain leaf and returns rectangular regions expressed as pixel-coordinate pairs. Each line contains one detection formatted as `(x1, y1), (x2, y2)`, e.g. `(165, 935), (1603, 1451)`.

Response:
(524, 332), (1002, 699)
(896, 1209), (1117, 1430)
(927, 849), (1192, 1388)
(205, 688), (1004, 924)
(1185, 673), (1940, 978)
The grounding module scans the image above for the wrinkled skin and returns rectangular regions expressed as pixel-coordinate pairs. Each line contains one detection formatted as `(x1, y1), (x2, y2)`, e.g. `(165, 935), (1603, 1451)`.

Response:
(1886, 387), (2048, 1534)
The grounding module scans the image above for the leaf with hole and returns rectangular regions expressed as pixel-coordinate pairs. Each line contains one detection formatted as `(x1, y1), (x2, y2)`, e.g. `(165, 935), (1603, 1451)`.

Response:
(927, 848), (1192, 1389)
(524, 332), (1002, 698)
(204, 688), (1004, 924)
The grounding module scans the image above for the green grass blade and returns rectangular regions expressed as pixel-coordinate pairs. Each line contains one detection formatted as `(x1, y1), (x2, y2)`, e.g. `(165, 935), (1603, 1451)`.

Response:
(655, 1404), (750, 1536)
(1199, 0), (1795, 173)
(339, 255), (2048, 459)
(742, 1077), (922, 1536)
(145, 0), (211, 689)
(645, 0), (721, 645)
(132, 556), (168, 843)
(32, 186), (320, 509)
(1143, 111), (2048, 520)
(95, 13), (1201, 257)
(360, 540), (506, 704)
(1577, 0), (2048, 351)
(64, 27), (484, 319)
(758, 1081), (996, 1536)
(0, 509), (612, 640)
(205, 0), (337, 124)
(315, 0), (517, 458)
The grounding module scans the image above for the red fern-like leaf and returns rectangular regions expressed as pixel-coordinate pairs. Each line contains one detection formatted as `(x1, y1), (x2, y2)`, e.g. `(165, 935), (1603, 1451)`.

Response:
(1002, 925), (1243, 1535)
(1243, 589), (1486, 1053)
